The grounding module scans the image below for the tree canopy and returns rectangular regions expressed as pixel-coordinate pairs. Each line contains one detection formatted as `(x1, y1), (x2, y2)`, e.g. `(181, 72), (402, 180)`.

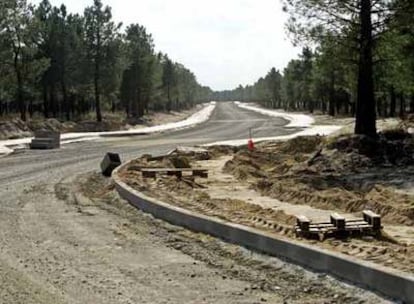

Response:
(215, 0), (414, 136)
(0, 0), (213, 122)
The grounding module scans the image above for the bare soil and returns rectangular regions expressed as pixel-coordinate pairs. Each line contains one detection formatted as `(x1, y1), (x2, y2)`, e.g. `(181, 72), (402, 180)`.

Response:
(119, 133), (414, 275)
(0, 106), (201, 140)
(74, 172), (389, 304)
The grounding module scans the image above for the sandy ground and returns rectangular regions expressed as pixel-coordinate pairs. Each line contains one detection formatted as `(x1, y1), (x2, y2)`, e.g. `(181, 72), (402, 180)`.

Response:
(0, 102), (407, 303)
(143, 106), (203, 127)
(119, 145), (414, 275)
(83, 173), (390, 304)
(0, 106), (203, 141)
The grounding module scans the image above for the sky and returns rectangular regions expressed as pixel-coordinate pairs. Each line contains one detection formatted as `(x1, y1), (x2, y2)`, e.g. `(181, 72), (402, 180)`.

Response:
(30, 0), (300, 91)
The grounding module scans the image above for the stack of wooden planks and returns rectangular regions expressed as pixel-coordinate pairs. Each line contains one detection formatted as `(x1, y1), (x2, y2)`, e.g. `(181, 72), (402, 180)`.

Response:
(295, 210), (382, 241)
(140, 167), (208, 179)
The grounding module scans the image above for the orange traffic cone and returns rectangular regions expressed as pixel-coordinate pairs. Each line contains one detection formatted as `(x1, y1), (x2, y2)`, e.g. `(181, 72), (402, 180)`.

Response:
(248, 138), (255, 151)
(247, 128), (254, 151)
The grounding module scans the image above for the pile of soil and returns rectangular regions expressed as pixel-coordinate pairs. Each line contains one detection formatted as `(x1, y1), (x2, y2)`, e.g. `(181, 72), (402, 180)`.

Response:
(0, 118), (32, 139)
(119, 158), (297, 237)
(224, 132), (414, 226)
(0, 107), (201, 140)
(0, 117), (125, 140)
(118, 145), (414, 273)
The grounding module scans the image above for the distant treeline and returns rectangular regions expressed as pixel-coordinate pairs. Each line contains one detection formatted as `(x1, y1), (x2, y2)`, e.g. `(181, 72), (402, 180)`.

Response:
(0, 0), (213, 122)
(215, 0), (414, 136)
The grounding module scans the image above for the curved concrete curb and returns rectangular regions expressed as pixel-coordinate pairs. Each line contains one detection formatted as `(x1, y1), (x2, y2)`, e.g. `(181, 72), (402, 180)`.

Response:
(113, 161), (414, 303)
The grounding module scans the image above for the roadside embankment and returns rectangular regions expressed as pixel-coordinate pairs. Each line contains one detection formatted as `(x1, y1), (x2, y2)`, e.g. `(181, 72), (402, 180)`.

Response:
(113, 144), (414, 303)
(0, 102), (216, 157)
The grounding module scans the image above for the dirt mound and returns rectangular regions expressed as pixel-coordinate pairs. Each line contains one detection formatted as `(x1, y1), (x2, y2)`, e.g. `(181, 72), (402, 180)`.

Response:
(0, 118), (32, 139)
(207, 145), (238, 158)
(323, 131), (414, 167)
(119, 146), (414, 274)
(73, 120), (127, 132)
(163, 155), (192, 168)
(224, 152), (267, 180)
(279, 135), (323, 154)
(224, 132), (414, 226)
(168, 146), (210, 160)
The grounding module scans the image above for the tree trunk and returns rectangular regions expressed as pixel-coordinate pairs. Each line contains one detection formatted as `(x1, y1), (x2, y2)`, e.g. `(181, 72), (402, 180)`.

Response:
(389, 86), (396, 117)
(138, 88), (144, 117)
(343, 93), (350, 115)
(166, 83), (171, 112)
(321, 98), (327, 114)
(354, 0), (376, 136)
(50, 83), (57, 117)
(399, 94), (405, 119)
(17, 73), (26, 121)
(308, 100), (314, 114)
(410, 94), (414, 113)
(29, 98), (34, 118)
(377, 96), (383, 117)
(43, 84), (49, 118)
(61, 80), (69, 121)
(95, 28), (102, 122)
(328, 73), (335, 116)
(14, 51), (26, 121)
(71, 94), (76, 118)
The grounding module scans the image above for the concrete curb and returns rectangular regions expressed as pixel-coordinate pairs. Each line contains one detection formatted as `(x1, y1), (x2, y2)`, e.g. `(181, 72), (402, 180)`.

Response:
(113, 161), (414, 303)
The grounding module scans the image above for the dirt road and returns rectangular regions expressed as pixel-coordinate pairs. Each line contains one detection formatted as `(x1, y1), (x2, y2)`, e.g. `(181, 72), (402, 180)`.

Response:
(0, 102), (390, 303)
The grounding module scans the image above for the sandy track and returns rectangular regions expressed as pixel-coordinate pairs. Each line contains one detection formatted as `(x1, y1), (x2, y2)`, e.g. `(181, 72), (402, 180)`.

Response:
(81, 172), (389, 303)
(0, 102), (392, 303)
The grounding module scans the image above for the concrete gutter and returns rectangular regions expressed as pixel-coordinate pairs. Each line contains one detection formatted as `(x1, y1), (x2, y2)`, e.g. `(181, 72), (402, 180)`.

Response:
(113, 160), (414, 303)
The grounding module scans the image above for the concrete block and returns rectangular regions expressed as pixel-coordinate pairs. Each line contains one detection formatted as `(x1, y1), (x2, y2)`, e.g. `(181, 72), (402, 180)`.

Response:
(30, 130), (60, 149)
(101, 152), (121, 177)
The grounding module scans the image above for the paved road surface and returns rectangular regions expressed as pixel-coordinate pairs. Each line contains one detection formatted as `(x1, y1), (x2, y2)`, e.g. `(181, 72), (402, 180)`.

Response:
(0, 102), (389, 303)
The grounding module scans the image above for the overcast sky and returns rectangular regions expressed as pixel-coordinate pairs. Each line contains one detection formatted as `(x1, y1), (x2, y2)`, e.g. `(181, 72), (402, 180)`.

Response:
(30, 0), (300, 91)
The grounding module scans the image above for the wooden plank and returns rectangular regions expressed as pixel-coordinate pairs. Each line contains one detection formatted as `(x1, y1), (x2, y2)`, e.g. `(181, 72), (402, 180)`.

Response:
(330, 213), (346, 230)
(309, 223), (335, 228)
(363, 210), (381, 230)
(193, 170), (208, 178)
(296, 215), (310, 232)
(141, 168), (207, 172)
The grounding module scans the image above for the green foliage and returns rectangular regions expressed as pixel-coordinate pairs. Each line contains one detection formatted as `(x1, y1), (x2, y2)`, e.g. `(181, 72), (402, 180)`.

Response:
(0, 0), (49, 120)
(216, 0), (414, 128)
(0, 0), (212, 122)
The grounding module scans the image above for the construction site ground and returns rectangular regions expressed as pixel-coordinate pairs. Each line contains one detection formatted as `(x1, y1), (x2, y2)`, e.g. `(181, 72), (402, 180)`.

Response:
(119, 131), (414, 276)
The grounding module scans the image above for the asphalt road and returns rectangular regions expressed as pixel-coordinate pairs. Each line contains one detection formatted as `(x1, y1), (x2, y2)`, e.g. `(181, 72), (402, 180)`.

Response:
(0, 101), (389, 303)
